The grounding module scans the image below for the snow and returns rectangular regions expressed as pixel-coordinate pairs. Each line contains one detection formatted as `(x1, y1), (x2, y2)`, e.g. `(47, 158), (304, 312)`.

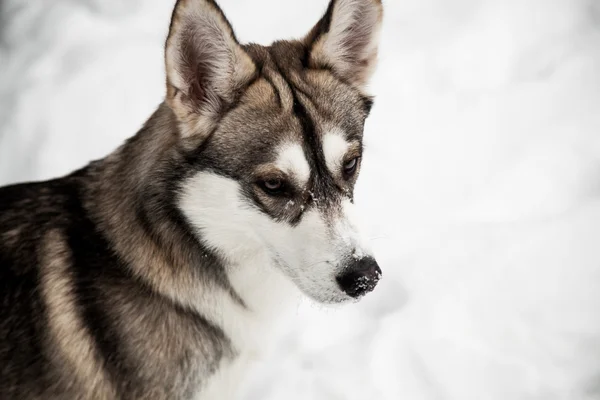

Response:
(1, 0), (600, 399)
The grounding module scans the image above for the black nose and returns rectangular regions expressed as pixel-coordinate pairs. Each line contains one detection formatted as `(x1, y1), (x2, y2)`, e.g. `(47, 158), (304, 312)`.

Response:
(336, 256), (382, 298)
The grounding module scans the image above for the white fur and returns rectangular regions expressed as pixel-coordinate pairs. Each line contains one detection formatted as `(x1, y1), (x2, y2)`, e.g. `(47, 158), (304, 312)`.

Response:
(336, 199), (374, 260)
(179, 171), (375, 398)
(322, 130), (350, 174)
(275, 142), (310, 185)
(180, 172), (300, 399)
(195, 355), (253, 400)
(178, 172), (350, 305)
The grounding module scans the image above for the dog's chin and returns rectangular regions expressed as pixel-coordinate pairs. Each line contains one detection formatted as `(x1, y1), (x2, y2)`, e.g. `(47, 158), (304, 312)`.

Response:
(293, 283), (355, 305)
(270, 256), (355, 305)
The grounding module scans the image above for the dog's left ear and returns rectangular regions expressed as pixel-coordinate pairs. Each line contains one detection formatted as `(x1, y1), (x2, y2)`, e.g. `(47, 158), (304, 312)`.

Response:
(165, 0), (256, 139)
(306, 0), (383, 93)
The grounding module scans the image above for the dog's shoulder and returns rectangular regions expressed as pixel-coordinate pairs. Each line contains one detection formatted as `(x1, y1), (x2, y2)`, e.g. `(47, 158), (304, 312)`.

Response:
(0, 172), (98, 398)
(1, 175), (79, 257)
(0, 172), (88, 263)
(0, 171), (229, 399)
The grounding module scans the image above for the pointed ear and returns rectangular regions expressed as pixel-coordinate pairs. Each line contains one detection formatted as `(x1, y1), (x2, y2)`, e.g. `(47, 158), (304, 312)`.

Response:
(306, 0), (383, 93)
(165, 0), (256, 138)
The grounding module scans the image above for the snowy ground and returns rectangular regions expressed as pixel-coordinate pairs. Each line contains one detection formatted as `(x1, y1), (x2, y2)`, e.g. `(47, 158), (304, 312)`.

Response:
(1, 0), (600, 399)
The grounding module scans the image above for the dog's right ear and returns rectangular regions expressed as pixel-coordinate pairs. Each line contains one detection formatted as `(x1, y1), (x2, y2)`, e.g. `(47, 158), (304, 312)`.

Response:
(165, 0), (256, 139)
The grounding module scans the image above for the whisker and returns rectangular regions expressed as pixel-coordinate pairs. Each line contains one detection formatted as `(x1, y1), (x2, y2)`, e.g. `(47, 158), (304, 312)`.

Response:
(305, 260), (332, 269)
(368, 235), (391, 241)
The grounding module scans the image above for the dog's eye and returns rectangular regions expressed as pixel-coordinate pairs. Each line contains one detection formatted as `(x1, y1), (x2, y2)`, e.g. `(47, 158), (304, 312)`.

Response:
(261, 178), (284, 195)
(343, 157), (359, 178)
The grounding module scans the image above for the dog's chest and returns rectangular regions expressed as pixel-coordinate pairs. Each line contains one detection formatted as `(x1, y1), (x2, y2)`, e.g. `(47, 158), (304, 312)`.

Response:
(227, 258), (300, 348)
(192, 354), (254, 400)
(190, 257), (300, 399)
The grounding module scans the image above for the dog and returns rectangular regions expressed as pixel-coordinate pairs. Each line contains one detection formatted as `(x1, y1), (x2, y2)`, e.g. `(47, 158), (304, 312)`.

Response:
(0, 0), (383, 398)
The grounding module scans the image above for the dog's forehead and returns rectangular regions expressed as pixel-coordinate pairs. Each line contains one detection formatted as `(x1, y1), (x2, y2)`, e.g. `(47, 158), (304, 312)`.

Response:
(206, 44), (368, 181)
(213, 104), (353, 183)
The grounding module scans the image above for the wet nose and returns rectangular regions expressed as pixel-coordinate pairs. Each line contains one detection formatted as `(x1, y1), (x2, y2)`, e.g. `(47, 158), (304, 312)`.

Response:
(336, 256), (382, 298)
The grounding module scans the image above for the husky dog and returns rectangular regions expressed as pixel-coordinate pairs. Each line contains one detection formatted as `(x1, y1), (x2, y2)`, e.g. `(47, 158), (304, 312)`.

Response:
(0, 0), (383, 398)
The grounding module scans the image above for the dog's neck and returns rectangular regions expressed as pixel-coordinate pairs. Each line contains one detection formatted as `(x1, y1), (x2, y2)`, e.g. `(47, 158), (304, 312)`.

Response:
(82, 103), (299, 349)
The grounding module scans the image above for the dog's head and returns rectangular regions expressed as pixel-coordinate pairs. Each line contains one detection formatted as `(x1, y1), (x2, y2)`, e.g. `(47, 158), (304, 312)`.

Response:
(166, 0), (383, 303)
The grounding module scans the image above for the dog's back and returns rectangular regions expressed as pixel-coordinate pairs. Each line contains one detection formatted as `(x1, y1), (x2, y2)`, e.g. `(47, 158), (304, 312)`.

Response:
(0, 176), (85, 398)
(0, 172), (229, 399)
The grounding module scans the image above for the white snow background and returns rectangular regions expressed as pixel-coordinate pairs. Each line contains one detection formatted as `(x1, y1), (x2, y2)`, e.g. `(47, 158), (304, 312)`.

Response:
(1, 0), (600, 399)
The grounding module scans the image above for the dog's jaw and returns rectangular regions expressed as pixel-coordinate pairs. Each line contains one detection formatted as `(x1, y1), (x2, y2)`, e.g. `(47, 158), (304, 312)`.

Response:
(178, 169), (378, 307)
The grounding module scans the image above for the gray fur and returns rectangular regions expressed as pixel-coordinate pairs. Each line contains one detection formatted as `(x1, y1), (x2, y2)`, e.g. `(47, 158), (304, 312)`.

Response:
(0, 0), (382, 398)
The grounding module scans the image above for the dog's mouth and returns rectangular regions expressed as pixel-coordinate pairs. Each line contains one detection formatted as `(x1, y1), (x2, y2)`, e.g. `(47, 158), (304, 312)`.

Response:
(267, 249), (381, 304)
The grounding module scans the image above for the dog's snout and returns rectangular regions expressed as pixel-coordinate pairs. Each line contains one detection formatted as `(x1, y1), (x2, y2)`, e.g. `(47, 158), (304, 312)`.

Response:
(336, 256), (382, 298)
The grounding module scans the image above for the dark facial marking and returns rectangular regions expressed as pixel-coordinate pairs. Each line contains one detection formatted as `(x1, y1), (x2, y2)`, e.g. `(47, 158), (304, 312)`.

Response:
(180, 37), (369, 226)
(267, 44), (340, 206)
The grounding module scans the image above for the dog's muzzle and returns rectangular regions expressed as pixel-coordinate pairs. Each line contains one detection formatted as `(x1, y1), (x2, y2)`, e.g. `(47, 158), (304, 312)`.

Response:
(336, 256), (382, 298)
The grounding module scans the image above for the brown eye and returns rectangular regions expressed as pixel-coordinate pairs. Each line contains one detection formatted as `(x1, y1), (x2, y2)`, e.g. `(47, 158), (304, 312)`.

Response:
(261, 178), (284, 194)
(343, 157), (359, 178)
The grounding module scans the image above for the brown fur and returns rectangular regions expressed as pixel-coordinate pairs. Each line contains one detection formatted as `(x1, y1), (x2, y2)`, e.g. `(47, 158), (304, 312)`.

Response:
(0, 1), (383, 398)
(40, 230), (116, 399)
